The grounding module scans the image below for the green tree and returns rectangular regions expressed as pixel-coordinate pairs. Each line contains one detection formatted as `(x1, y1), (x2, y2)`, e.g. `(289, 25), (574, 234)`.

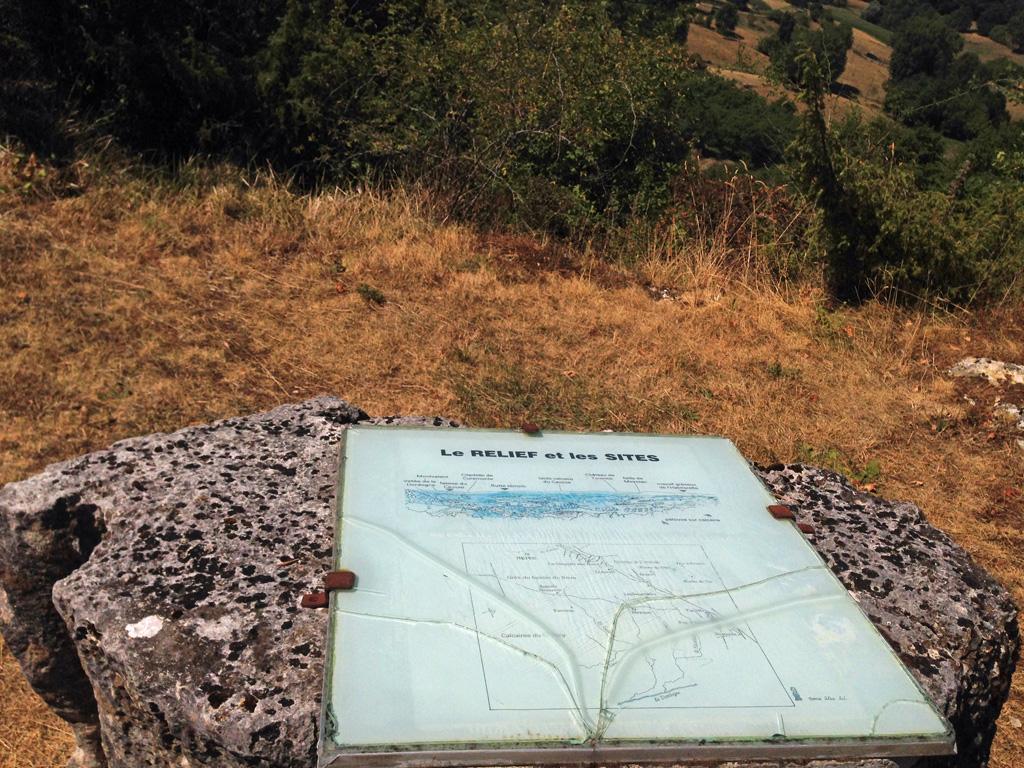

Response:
(885, 47), (1007, 140)
(889, 14), (962, 81)
(792, 45), (1023, 306)
(977, 1), (1014, 36)
(763, 18), (853, 87)
(715, 2), (739, 34)
(1007, 11), (1024, 52)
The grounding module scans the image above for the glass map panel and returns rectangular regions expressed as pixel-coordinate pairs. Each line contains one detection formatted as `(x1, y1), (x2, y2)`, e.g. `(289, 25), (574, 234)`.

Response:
(319, 427), (952, 766)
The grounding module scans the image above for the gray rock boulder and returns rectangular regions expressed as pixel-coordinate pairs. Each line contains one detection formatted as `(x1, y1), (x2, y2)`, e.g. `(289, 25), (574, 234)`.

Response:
(0, 398), (1017, 768)
(760, 465), (1019, 768)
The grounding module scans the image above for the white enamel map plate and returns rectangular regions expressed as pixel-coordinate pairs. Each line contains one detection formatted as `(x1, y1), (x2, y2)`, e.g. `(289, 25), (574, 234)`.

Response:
(318, 427), (953, 767)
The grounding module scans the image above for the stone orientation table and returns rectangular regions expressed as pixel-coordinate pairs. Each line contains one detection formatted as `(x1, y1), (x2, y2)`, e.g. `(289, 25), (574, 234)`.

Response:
(0, 398), (1018, 768)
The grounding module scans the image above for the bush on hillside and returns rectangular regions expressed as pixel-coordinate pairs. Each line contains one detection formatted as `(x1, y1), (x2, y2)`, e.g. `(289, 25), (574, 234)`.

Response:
(760, 15), (853, 87)
(862, 1), (883, 23)
(876, 0), (1023, 41)
(714, 2), (739, 33)
(884, 13), (1007, 140)
(1007, 12), (1024, 52)
(889, 13), (962, 80)
(793, 51), (1024, 305)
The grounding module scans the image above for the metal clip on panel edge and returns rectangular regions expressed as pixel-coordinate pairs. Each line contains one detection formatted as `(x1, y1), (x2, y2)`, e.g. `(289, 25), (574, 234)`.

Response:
(302, 569), (358, 609)
(767, 504), (815, 535)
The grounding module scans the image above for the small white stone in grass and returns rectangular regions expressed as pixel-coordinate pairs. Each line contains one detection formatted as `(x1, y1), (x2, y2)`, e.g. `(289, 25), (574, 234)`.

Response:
(948, 357), (1024, 386)
(125, 615), (164, 639)
(0, 585), (13, 624)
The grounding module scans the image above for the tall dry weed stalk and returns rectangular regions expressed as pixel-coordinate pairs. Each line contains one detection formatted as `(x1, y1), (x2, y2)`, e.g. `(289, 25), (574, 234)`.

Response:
(635, 162), (819, 297)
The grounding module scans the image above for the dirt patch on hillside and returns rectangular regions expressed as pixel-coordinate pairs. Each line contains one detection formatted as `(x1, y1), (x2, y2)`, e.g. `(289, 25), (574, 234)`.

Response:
(472, 232), (630, 289)
(686, 21), (771, 72)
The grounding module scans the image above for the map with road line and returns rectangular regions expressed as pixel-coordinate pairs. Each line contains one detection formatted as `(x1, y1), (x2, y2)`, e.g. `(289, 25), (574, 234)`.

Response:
(462, 540), (792, 712)
(320, 427), (953, 767)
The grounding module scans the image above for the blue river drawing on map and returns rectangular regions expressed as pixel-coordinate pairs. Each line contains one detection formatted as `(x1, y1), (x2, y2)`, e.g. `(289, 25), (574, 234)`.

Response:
(404, 489), (719, 519)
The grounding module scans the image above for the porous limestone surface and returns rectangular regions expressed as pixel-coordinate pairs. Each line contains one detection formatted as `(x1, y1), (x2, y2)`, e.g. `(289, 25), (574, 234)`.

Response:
(0, 398), (1017, 768)
(761, 465), (1019, 768)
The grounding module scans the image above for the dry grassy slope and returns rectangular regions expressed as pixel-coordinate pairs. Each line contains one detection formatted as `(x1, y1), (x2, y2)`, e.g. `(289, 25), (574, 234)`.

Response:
(841, 27), (891, 106)
(688, 14), (772, 71)
(1, 157), (1023, 767)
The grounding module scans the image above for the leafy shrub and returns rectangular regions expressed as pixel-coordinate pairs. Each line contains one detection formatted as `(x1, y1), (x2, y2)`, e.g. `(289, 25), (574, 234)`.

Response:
(260, 1), (797, 233)
(11, 0), (284, 155)
(714, 2), (739, 33)
(792, 51), (1024, 305)
(763, 16), (853, 86)
(0, 1), (68, 154)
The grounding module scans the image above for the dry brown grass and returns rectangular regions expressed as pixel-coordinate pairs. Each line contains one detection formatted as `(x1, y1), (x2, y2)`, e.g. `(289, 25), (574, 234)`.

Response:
(838, 28), (892, 110)
(686, 21), (771, 73)
(0, 642), (75, 768)
(1, 150), (1023, 767)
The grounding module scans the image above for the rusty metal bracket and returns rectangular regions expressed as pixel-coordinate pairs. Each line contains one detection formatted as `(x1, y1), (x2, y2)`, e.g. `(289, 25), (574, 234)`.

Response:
(768, 504), (814, 534)
(325, 569), (357, 591)
(301, 591), (329, 609)
(302, 569), (358, 609)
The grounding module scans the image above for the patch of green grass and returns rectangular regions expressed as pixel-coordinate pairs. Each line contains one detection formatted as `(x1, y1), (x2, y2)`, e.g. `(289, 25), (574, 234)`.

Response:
(447, 354), (699, 432)
(826, 6), (893, 45)
(797, 443), (881, 486)
(356, 283), (386, 305)
(326, 256), (347, 277)
(766, 359), (801, 380)
(813, 306), (854, 347)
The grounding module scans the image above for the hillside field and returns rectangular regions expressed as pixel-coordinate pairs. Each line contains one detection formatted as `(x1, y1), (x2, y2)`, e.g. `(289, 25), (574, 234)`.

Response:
(686, 0), (1022, 121)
